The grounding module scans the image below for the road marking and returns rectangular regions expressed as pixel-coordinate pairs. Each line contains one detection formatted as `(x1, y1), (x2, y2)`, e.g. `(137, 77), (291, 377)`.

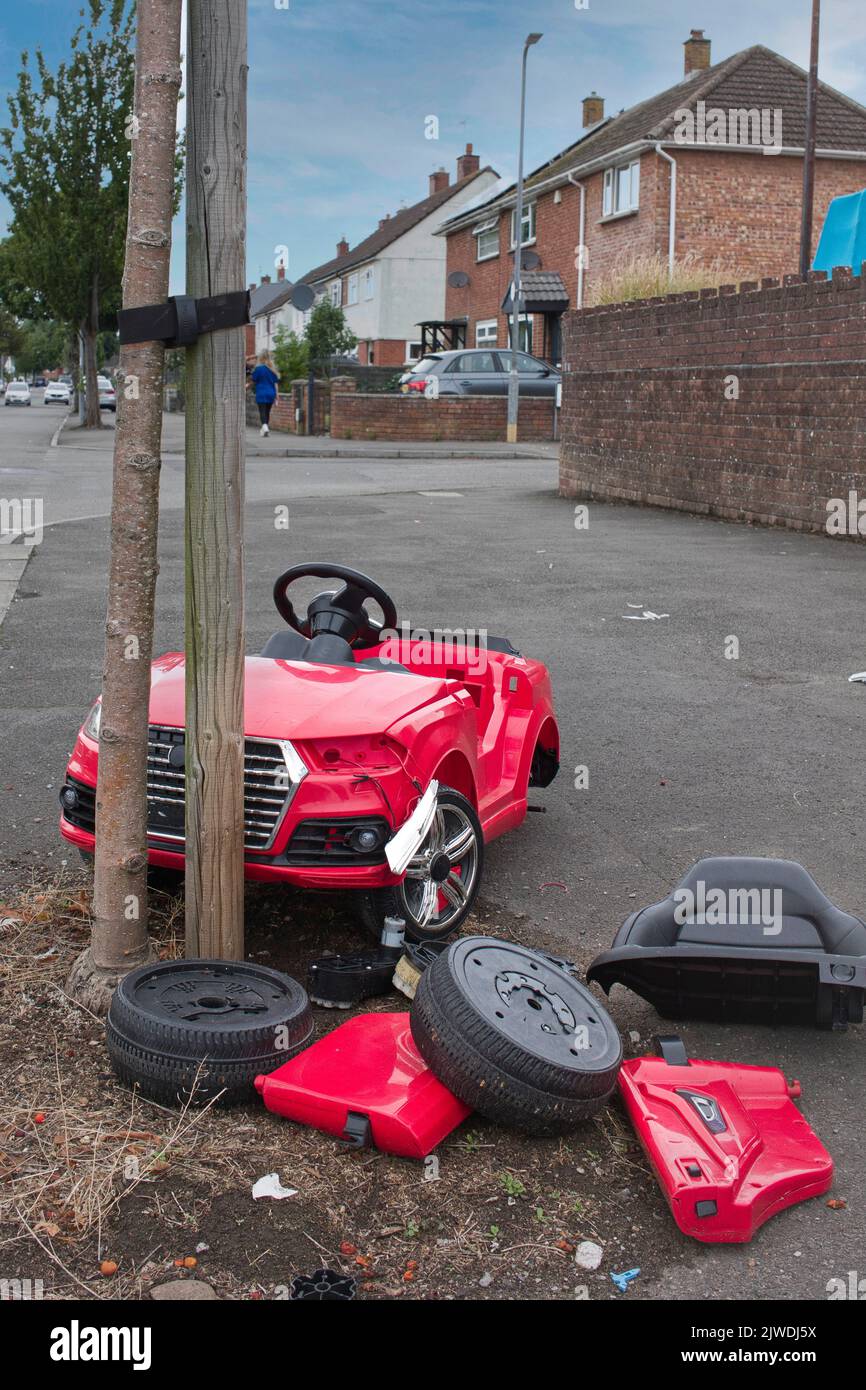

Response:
(417, 490), (464, 497)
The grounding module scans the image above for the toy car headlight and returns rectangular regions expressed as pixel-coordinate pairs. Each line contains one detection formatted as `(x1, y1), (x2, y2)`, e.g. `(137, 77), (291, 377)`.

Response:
(347, 825), (386, 854)
(83, 699), (102, 741)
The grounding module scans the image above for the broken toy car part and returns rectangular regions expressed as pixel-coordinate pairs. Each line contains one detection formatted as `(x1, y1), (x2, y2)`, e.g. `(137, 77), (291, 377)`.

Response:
(106, 960), (313, 1106)
(588, 856), (866, 1030)
(411, 936), (622, 1134)
(619, 1036), (833, 1243)
(255, 1012), (471, 1159)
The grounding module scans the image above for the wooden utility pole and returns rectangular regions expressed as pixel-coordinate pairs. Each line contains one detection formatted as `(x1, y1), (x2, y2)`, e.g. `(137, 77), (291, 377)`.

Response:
(184, 0), (248, 958)
(68, 0), (183, 1011)
(799, 0), (821, 277)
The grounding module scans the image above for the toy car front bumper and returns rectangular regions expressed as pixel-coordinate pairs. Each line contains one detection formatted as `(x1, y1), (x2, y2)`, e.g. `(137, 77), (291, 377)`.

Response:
(60, 812), (404, 889)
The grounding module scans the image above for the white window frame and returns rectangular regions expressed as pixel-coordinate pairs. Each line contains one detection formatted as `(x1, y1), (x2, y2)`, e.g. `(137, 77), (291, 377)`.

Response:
(475, 319), (498, 348)
(473, 217), (499, 261)
(602, 158), (640, 217)
(329, 280), (341, 307)
(510, 202), (536, 249)
(347, 273), (359, 306)
(404, 340), (422, 362)
(506, 314), (533, 354)
(363, 266), (375, 300)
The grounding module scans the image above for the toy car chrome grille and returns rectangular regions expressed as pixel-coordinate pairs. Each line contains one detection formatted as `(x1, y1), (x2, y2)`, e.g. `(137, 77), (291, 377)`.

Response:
(146, 725), (306, 851)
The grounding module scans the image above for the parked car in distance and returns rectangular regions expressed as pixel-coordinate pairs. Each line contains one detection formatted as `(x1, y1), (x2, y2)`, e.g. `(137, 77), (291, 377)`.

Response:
(4, 380), (31, 407)
(44, 381), (71, 405)
(399, 348), (560, 398)
(97, 375), (116, 412)
(32, 376), (47, 388)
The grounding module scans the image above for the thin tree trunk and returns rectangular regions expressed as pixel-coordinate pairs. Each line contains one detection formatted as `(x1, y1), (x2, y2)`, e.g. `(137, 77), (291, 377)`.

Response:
(184, 0), (247, 959)
(67, 0), (183, 1012)
(82, 277), (102, 428)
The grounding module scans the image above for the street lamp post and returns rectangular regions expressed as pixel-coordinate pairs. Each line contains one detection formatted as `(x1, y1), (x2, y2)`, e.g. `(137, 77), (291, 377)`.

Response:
(506, 32), (542, 445)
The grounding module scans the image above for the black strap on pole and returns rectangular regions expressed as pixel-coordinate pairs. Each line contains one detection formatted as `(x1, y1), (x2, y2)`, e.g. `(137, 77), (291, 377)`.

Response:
(118, 289), (250, 349)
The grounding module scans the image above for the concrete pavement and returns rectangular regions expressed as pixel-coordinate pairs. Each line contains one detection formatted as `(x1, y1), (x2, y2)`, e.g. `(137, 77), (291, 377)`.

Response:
(1, 399), (865, 1301)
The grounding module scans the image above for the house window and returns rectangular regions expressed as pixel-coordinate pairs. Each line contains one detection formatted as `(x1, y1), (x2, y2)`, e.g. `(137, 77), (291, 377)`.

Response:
(347, 273), (359, 306)
(405, 340), (422, 362)
(363, 266), (374, 300)
(475, 319), (498, 348)
(329, 280), (341, 307)
(473, 218), (499, 261)
(506, 315), (533, 353)
(510, 203), (536, 248)
(602, 159), (640, 216)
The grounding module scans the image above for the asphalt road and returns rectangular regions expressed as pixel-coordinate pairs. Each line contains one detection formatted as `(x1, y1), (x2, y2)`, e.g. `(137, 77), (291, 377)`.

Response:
(1, 402), (864, 1302)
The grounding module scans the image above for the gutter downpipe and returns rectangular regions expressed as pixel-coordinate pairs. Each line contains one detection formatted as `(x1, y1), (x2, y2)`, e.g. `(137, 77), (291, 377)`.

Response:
(566, 171), (587, 309)
(655, 143), (677, 278)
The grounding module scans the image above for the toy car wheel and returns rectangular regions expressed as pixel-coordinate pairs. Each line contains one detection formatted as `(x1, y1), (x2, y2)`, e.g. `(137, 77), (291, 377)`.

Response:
(356, 786), (483, 943)
(411, 937), (622, 1135)
(106, 959), (313, 1106)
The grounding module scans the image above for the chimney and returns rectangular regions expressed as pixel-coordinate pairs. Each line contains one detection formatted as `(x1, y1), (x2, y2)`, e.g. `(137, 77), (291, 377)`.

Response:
(456, 143), (480, 180)
(337, 236), (349, 257)
(260, 274), (271, 285)
(582, 92), (604, 127)
(429, 167), (450, 195)
(277, 264), (286, 282)
(248, 282), (256, 292)
(683, 28), (711, 76)
(378, 214), (391, 229)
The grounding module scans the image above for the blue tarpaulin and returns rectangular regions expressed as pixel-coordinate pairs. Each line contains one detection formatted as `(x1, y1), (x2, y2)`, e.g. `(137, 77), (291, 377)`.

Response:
(812, 187), (866, 276)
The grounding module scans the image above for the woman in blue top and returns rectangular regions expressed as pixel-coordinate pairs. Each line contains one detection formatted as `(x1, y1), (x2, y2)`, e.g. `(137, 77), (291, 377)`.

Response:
(249, 352), (280, 436)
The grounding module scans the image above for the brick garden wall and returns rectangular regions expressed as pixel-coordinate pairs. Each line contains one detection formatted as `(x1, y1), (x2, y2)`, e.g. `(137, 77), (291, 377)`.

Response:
(331, 392), (555, 442)
(559, 267), (866, 534)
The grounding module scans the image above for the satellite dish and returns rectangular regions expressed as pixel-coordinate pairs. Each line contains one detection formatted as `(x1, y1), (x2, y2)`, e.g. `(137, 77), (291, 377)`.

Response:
(520, 250), (541, 271)
(289, 283), (315, 311)
(447, 270), (470, 288)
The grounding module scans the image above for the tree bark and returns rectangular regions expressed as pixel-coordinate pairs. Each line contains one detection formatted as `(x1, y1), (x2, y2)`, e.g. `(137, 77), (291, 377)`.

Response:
(82, 275), (102, 428)
(184, 0), (247, 959)
(67, 0), (183, 1013)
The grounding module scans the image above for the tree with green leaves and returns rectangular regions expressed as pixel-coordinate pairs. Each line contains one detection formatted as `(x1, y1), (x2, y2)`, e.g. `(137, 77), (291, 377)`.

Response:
(272, 323), (309, 384)
(0, 0), (134, 426)
(14, 320), (69, 378)
(304, 300), (357, 374)
(0, 308), (25, 370)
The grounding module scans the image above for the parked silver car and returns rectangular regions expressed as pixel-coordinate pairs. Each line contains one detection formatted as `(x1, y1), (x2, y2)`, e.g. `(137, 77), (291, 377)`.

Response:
(399, 348), (560, 398)
(98, 375), (117, 412)
(4, 380), (31, 406)
(44, 381), (71, 405)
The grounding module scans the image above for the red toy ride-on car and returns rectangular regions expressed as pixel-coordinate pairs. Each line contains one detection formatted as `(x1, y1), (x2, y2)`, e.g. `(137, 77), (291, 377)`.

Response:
(60, 564), (559, 941)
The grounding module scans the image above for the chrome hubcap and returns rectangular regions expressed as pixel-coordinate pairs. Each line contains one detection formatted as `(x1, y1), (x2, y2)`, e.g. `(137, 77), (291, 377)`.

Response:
(400, 802), (478, 933)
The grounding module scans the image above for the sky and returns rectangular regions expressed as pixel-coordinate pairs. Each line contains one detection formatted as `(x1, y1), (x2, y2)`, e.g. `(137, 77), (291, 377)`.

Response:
(2, 0), (866, 294)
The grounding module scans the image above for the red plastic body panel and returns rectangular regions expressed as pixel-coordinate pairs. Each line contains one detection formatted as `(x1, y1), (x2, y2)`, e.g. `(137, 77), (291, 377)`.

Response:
(255, 1012), (471, 1159)
(618, 1055), (833, 1243)
(60, 640), (559, 889)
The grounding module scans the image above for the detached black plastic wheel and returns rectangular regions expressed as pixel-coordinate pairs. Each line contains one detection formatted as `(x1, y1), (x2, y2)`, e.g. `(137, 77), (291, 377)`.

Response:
(411, 937), (622, 1135)
(106, 959), (313, 1106)
(356, 785), (483, 943)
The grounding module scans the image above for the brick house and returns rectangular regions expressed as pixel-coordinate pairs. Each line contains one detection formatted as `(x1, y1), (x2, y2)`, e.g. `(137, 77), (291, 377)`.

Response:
(246, 267), (291, 362)
(439, 31), (866, 364)
(266, 147), (498, 368)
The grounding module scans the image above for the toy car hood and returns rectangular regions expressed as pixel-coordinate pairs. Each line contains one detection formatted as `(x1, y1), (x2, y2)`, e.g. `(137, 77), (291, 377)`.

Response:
(588, 856), (866, 1029)
(149, 653), (463, 740)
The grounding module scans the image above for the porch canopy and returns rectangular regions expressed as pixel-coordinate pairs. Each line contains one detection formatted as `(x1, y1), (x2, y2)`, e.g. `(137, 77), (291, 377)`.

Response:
(416, 318), (468, 354)
(501, 270), (569, 315)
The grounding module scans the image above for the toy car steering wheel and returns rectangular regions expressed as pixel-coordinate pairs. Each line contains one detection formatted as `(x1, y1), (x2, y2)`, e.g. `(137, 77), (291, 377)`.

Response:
(272, 563), (399, 651)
